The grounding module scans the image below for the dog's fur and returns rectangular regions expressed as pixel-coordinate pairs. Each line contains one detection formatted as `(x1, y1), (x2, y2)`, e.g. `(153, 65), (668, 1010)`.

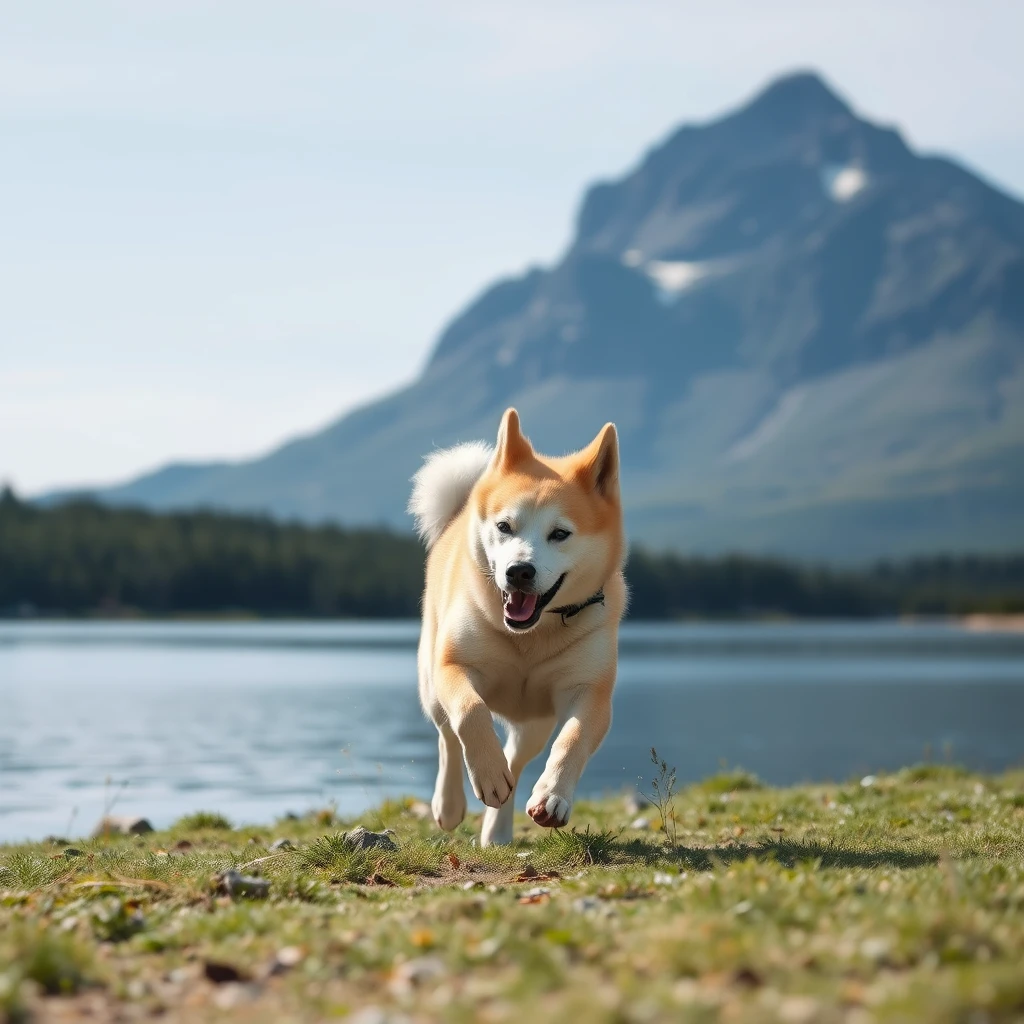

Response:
(409, 409), (626, 845)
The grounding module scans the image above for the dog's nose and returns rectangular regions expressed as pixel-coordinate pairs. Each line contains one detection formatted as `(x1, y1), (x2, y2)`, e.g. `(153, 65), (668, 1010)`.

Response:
(505, 562), (536, 589)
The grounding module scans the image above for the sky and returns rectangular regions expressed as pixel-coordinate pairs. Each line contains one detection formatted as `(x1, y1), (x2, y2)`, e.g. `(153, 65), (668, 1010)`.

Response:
(2, 0), (1023, 495)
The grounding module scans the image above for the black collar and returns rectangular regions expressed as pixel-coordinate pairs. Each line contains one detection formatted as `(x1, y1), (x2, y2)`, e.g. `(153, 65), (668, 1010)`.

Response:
(548, 588), (605, 626)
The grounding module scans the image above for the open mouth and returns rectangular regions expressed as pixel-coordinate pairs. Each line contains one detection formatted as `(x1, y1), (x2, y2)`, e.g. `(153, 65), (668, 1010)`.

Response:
(503, 574), (566, 631)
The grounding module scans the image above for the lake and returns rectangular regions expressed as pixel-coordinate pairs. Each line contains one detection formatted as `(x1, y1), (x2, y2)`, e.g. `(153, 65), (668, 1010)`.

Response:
(1, 620), (1022, 842)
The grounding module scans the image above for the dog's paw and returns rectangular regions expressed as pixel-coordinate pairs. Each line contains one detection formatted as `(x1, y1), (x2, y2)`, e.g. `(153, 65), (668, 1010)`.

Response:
(480, 805), (515, 847)
(526, 789), (572, 828)
(431, 791), (466, 831)
(465, 752), (514, 809)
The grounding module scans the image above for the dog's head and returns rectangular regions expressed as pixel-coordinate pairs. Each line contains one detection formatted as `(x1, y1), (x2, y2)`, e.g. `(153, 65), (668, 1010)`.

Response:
(471, 409), (624, 632)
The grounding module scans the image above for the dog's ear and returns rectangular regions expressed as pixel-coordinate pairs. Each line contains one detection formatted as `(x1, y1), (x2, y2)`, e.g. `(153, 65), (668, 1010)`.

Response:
(492, 408), (533, 470)
(574, 423), (619, 499)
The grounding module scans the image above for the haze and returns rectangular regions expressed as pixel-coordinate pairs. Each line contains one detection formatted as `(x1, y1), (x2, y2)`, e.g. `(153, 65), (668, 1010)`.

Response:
(3, 0), (1022, 494)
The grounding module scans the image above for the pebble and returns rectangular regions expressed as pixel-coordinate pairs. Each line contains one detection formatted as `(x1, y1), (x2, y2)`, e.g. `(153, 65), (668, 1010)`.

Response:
(630, 816), (651, 830)
(268, 838), (294, 851)
(389, 955), (446, 994)
(213, 982), (263, 1010)
(266, 946), (305, 976)
(344, 827), (398, 852)
(348, 1009), (413, 1024)
(860, 937), (891, 962)
(777, 995), (820, 1023)
(521, 886), (550, 900)
(215, 869), (270, 899)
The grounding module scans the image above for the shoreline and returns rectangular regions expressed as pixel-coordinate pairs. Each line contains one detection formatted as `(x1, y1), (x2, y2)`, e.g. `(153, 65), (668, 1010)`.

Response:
(961, 612), (1024, 633)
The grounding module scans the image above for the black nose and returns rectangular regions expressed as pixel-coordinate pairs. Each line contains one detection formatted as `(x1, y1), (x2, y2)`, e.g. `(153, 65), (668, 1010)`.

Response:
(505, 562), (536, 589)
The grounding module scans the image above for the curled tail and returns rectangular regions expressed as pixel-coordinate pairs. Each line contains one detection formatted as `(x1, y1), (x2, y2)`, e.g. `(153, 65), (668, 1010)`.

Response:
(408, 442), (493, 548)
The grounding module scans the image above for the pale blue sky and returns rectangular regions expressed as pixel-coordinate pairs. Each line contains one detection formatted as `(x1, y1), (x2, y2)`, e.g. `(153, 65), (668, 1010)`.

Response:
(2, 0), (1022, 494)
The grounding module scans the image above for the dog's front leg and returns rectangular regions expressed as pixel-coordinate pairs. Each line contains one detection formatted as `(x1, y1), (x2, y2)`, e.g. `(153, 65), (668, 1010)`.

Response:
(436, 662), (514, 809)
(526, 675), (613, 829)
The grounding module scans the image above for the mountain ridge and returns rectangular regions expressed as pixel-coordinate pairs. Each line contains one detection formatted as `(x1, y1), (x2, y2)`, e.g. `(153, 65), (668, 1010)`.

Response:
(45, 71), (1024, 560)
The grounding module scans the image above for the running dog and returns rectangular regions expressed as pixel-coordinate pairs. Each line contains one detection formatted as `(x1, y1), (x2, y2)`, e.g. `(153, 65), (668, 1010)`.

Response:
(409, 408), (626, 845)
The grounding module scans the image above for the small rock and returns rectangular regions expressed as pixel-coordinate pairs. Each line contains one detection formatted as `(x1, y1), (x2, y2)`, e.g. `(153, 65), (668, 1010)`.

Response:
(461, 880), (482, 891)
(349, 1009), (412, 1024)
(166, 966), (198, 985)
(624, 792), (651, 815)
(203, 961), (247, 985)
(91, 816), (154, 838)
(518, 886), (550, 904)
(389, 955), (446, 994)
(860, 937), (891, 962)
(344, 827), (398, 852)
(267, 946), (305, 976)
(214, 869), (270, 899)
(213, 982), (263, 1009)
(63, 847), (84, 858)
(125, 978), (149, 1000)
(630, 816), (651, 830)
(276, 946), (304, 968)
(778, 995), (819, 1023)
(269, 838), (294, 851)
(860, 775), (876, 788)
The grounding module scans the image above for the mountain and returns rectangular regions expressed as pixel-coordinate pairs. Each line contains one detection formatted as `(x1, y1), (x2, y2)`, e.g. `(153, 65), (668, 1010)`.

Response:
(56, 72), (1024, 560)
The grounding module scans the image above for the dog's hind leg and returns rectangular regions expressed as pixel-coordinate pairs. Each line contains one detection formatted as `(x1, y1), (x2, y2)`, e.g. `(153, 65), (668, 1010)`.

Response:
(432, 722), (467, 831)
(481, 717), (555, 847)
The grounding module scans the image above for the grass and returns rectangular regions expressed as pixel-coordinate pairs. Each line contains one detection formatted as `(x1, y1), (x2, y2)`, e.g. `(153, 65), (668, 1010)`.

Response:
(2, 767), (1024, 1022)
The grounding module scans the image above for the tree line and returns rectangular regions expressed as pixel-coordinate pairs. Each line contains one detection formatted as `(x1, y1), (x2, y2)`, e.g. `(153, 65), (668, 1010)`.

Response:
(1, 488), (1022, 619)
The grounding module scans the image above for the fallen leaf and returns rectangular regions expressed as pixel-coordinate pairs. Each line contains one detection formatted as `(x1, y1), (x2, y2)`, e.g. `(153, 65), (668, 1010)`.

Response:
(518, 890), (550, 905)
(447, 852), (460, 870)
(515, 871), (560, 883)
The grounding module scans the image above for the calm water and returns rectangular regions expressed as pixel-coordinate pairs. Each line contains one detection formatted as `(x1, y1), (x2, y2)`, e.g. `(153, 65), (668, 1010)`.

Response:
(1, 620), (1022, 842)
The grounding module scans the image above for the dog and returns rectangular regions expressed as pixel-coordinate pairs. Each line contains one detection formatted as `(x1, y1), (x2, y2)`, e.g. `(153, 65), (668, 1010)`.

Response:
(408, 408), (626, 845)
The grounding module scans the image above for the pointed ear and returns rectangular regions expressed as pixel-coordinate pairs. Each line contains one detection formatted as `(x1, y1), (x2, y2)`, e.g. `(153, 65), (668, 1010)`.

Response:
(574, 423), (619, 499)
(492, 408), (533, 470)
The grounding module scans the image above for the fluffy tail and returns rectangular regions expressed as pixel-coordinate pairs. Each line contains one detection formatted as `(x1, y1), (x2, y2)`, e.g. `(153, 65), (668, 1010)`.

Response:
(408, 442), (493, 548)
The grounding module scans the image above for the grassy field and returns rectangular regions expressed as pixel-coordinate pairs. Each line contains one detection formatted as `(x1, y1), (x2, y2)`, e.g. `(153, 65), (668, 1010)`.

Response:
(2, 765), (1023, 1023)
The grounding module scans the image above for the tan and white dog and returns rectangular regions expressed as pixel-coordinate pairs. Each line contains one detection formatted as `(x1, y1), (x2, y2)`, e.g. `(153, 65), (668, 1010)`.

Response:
(408, 408), (626, 845)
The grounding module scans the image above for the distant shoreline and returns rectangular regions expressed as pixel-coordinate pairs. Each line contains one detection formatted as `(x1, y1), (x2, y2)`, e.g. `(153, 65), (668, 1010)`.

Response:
(961, 613), (1024, 634)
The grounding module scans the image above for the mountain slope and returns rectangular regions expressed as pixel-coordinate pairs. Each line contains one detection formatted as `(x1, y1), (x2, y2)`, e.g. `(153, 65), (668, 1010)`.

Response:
(59, 71), (1024, 559)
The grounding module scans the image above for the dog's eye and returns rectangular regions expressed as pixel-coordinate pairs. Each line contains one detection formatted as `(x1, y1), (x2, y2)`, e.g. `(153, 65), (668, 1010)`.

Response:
(496, 520), (513, 535)
(548, 528), (571, 542)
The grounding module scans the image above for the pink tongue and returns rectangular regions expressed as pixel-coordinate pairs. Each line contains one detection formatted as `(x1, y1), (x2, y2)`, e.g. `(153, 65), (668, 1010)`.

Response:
(505, 591), (539, 622)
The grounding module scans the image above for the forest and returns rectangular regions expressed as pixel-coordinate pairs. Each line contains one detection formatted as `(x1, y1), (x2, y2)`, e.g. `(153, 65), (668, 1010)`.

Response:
(2, 488), (1022, 619)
